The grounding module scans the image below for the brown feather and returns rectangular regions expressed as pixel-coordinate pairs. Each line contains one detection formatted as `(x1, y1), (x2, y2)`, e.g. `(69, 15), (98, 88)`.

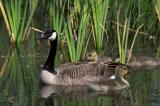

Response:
(57, 62), (117, 79)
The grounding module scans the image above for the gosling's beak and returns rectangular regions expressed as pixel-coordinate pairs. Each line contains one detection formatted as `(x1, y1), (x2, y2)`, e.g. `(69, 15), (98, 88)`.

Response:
(37, 33), (47, 39)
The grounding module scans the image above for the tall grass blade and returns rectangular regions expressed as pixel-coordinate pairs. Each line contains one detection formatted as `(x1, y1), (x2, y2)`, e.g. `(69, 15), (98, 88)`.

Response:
(89, 0), (110, 53)
(0, 0), (11, 35)
(49, 0), (67, 47)
(116, 11), (130, 63)
(127, 24), (143, 63)
(0, 0), (38, 43)
(66, 1), (89, 62)
(153, 0), (160, 22)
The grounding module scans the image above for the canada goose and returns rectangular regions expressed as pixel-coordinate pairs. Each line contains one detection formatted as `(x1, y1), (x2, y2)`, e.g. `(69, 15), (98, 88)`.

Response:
(37, 29), (127, 85)
(86, 51), (112, 63)
(87, 65), (129, 91)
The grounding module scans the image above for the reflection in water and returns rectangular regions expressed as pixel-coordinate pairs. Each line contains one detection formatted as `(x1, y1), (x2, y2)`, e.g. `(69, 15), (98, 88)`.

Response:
(40, 85), (127, 99)
(0, 45), (160, 106)
(41, 85), (90, 99)
(40, 85), (130, 106)
(0, 46), (40, 106)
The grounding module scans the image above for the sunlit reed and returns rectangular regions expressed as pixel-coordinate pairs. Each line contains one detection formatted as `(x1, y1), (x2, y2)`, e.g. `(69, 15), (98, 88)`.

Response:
(66, 0), (89, 62)
(0, 0), (38, 43)
(153, 0), (160, 23)
(89, 0), (109, 53)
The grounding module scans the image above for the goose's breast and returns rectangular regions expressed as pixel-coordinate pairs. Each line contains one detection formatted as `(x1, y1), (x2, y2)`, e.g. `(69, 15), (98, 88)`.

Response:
(40, 70), (57, 85)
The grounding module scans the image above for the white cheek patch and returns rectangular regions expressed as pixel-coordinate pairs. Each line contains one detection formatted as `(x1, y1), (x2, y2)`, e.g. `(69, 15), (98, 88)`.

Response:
(48, 32), (56, 40)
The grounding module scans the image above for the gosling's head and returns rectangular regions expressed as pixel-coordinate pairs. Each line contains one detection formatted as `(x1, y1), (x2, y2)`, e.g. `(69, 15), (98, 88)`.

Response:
(86, 51), (98, 61)
(115, 65), (129, 77)
(37, 29), (57, 41)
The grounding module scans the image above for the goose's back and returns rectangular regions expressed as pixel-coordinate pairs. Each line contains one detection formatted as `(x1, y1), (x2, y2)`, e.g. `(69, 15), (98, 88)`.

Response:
(57, 62), (113, 79)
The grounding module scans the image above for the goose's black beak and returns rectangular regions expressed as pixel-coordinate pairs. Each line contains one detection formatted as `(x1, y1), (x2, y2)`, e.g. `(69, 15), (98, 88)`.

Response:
(37, 33), (47, 39)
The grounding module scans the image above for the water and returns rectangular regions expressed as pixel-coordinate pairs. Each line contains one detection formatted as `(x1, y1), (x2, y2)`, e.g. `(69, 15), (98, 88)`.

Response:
(0, 33), (160, 106)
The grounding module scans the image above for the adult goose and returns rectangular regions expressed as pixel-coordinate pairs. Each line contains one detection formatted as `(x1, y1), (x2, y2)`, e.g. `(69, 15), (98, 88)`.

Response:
(40, 65), (129, 99)
(37, 29), (127, 85)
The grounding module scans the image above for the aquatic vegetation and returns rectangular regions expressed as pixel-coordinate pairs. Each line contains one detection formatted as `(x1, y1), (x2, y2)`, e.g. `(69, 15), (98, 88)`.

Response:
(49, 0), (66, 35)
(66, 15), (89, 62)
(89, 0), (109, 53)
(116, 16), (143, 64)
(153, 0), (160, 23)
(0, 0), (38, 43)
(127, 25), (143, 63)
(0, 0), (159, 62)
(66, 0), (89, 62)
(114, 0), (152, 64)
(116, 11), (130, 64)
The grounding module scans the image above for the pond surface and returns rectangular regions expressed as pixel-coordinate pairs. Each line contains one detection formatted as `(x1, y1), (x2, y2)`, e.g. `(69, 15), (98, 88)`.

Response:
(0, 32), (160, 106)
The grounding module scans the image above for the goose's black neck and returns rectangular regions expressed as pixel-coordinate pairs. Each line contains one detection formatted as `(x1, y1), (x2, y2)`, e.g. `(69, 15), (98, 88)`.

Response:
(43, 37), (58, 74)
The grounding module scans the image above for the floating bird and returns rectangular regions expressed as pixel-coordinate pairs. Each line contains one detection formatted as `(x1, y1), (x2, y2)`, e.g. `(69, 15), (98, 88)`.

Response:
(87, 65), (129, 91)
(37, 29), (127, 85)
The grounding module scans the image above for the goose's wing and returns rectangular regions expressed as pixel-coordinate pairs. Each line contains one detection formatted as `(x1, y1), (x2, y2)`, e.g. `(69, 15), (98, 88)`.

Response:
(57, 62), (107, 79)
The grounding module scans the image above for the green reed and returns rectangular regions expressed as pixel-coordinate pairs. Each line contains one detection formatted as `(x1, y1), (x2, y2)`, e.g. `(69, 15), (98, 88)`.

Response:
(153, 0), (160, 23)
(66, 0), (89, 62)
(49, 1), (66, 35)
(89, 0), (109, 53)
(117, 14), (130, 64)
(0, 0), (38, 43)
(115, 2), (145, 63)
(115, 4), (130, 64)
(66, 15), (89, 63)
